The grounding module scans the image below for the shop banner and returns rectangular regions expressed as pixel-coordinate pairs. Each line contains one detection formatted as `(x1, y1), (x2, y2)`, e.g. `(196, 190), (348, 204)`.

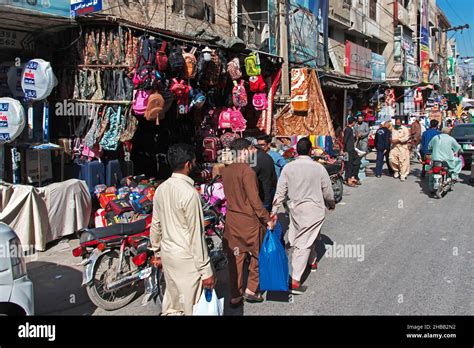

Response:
(345, 40), (372, 79)
(420, 0), (429, 83)
(420, 48), (430, 84)
(447, 56), (455, 77)
(0, 0), (70, 17)
(371, 53), (385, 81)
(71, 0), (103, 17)
(0, 29), (34, 51)
(404, 62), (421, 84)
(328, 37), (345, 74)
(288, 0), (329, 68)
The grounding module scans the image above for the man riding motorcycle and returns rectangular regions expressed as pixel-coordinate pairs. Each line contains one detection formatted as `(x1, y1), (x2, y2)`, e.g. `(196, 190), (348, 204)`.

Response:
(420, 119), (441, 177)
(428, 127), (463, 182)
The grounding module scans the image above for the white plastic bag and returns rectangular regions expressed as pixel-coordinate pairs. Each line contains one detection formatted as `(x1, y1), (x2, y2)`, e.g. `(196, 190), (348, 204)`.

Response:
(193, 289), (224, 316)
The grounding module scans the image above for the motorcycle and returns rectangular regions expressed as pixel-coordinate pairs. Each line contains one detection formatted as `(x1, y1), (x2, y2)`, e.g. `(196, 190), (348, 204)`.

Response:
(72, 217), (156, 310)
(428, 160), (455, 199)
(314, 154), (345, 203)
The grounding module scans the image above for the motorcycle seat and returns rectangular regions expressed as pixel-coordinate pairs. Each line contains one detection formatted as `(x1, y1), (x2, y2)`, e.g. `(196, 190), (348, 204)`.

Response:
(324, 163), (342, 175)
(432, 160), (449, 169)
(79, 219), (147, 244)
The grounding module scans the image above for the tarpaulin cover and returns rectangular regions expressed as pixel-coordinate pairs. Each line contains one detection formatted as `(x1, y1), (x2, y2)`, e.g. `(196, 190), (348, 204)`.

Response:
(0, 179), (91, 251)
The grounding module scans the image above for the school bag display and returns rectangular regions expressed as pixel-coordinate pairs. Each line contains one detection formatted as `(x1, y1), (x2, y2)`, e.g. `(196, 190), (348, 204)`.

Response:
(229, 107), (246, 133)
(183, 47), (198, 79)
(253, 93), (268, 111)
(244, 52), (261, 76)
(232, 80), (247, 107)
(170, 78), (191, 114)
(218, 108), (232, 129)
(168, 44), (185, 75)
(227, 57), (242, 80)
(203, 137), (220, 162)
(132, 89), (152, 115)
(249, 75), (266, 92)
(155, 41), (168, 72)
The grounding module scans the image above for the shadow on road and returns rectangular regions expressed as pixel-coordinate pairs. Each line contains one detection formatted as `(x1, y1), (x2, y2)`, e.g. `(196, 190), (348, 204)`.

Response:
(27, 261), (97, 315)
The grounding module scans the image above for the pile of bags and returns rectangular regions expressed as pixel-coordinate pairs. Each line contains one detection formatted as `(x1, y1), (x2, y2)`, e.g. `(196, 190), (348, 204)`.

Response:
(93, 175), (160, 227)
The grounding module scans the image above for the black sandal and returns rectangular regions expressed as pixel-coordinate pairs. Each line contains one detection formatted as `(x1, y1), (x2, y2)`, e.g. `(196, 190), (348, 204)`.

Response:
(243, 292), (264, 303)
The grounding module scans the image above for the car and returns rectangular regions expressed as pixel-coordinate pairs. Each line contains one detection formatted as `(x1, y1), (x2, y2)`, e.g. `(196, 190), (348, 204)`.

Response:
(0, 223), (34, 315)
(451, 124), (474, 169)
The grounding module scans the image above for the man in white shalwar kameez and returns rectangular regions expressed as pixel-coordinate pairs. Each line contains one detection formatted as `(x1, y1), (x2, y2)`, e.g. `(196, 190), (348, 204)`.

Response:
(271, 138), (335, 294)
(150, 144), (215, 315)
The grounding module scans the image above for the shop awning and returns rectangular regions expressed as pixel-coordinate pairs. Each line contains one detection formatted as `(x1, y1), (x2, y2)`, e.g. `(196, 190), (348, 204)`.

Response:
(0, 5), (74, 32)
(323, 79), (359, 89)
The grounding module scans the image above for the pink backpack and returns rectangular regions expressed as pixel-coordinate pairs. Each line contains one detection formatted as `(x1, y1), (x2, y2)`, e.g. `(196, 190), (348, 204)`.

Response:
(230, 107), (247, 133)
(253, 93), (268, 111)
(132, 90), (151, 115)
(218, 108), (232, 129)
(232, 80), (247, 108)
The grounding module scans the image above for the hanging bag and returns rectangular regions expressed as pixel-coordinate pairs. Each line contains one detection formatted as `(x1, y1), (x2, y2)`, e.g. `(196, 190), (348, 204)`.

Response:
(156, 40), (168, 72)
(232, 80), (247, 107)
(218, 108), (232, 129)
(244, 52), (261, 76)
(253, 93), (268, 111)
(183, 47), (198, 79)
(227, 57), (242, 80)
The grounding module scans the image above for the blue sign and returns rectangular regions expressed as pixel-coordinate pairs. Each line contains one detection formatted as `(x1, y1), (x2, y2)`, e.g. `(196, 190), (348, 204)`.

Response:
(71, 0), (103, 17)
(0, 0), (71, 17)
(371, 53), (386, 81)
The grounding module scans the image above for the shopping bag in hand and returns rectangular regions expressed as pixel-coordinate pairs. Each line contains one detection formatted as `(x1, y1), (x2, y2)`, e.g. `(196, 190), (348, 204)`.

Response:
(193, 289), (224, 316)
(259, 227), (289, 291)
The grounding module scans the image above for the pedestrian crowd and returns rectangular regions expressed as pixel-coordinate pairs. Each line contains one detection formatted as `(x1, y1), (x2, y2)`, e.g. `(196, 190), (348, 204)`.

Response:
(149, 113), (465, 315)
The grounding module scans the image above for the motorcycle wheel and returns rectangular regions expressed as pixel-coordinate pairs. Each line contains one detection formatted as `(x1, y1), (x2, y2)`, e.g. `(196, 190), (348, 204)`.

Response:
(332, 178), (343, 203)
(86, 251), (138, 311)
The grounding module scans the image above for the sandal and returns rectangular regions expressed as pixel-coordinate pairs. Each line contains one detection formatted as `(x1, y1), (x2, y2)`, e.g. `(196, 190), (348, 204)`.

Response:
(243, 292), (264, 303)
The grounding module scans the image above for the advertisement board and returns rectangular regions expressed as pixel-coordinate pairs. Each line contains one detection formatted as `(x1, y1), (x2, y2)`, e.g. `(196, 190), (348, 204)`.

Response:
(371, 53), (386, 81)
(288, 0), (329, 68)
(0, 0), (70, 17)
(345, 40), (372, 79)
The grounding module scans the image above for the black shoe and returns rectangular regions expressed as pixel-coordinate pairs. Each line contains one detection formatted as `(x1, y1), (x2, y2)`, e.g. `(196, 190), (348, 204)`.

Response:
(289, 284), (308, 295)
(243, 292), (264, 303)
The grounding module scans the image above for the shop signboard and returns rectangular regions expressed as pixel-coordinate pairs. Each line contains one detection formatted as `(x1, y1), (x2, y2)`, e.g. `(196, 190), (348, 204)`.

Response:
(0, 29), (34, 51)
(420, 0), (430, 83)
(394, 26), (402, 63)
(429, 64), (440, 85)
(0, 0), (70, 17)
(447, 56), (455, 77)
(345, 40), (372, 79)
(328, 37), (345, 74)
(287, 0), (329, 68)
(71, 0), (103, 17)
(404, 62), (421, 84)
(371, 52), (385, 81)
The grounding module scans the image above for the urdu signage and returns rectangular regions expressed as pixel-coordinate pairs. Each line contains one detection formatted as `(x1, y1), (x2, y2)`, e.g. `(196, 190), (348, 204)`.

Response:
(345, 40), (372, 79)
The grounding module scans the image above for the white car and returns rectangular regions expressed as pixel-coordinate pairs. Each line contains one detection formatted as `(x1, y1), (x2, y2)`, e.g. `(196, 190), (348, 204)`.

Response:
(0, 223), (34, 315)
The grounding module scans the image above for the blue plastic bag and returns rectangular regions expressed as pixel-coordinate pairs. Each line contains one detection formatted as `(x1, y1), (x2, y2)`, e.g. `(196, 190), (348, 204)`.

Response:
(259, 228), (289, 291)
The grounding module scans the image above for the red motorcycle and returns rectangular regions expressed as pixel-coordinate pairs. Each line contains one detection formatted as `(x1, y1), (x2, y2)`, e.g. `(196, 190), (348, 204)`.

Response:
(72, 216), (158, 311)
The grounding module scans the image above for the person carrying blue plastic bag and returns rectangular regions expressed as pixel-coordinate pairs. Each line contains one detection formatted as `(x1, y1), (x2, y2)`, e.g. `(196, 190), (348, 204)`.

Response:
(259, 227), (289, 291)
(271, 138), (335, 295)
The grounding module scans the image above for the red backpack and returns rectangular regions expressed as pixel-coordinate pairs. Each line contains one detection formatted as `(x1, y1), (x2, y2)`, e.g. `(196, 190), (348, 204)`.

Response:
(156, 41), (168, 72)
(170, 78), (191, 114)
(249, 75), (266, 93)
(230, 107), (247, 133)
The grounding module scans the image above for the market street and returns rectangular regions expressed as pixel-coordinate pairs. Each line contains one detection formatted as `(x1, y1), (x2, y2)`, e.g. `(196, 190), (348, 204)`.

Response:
(26, 161), (474, 316)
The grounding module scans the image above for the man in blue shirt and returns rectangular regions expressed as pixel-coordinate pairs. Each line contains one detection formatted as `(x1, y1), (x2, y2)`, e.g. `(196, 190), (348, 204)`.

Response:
(257, 135), (287, 178)
(420, 119), (441, 177)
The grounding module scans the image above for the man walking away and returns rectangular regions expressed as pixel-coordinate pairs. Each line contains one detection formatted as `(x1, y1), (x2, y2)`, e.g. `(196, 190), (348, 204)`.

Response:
(374, 122), (393, 177)
(353, 113), (370, 154)
(343, 117), (362, 187)
(250, 138), (278, 212)
(389, 117), (411, 181)
(222, 139), (274, 307)
(150, 144), (215, 315)
(271, 138), (335, 295)
(257, 134), (287, 179)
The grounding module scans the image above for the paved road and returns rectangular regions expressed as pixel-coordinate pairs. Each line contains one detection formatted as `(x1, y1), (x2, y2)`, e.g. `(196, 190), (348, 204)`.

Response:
(27, 161), (473, 316)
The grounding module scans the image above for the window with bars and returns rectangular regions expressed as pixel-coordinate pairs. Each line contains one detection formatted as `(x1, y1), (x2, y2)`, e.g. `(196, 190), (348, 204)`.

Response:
(369, 0), (377, 20)
(171, 0), (216, 23)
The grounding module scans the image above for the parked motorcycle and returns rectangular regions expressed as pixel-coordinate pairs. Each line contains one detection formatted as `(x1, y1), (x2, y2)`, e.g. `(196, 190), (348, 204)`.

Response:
(314, 154), (345, 203)
(72, 217), (156, 310)
(428, 160), (455, 199)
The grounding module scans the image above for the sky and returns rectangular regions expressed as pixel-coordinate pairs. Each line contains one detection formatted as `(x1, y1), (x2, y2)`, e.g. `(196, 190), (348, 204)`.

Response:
(436, 0), (474, 62)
